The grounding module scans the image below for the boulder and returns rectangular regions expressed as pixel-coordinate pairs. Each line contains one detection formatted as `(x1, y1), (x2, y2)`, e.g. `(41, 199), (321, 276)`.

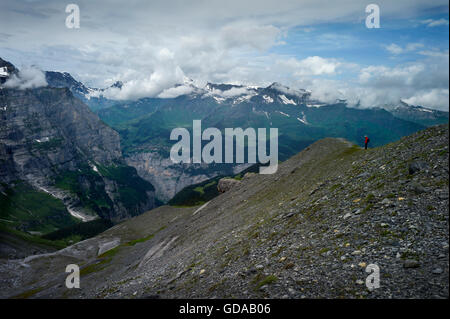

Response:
(243, 172), (256, 179)
(408, 161), (428, 175)
(217, 178), (241, 193)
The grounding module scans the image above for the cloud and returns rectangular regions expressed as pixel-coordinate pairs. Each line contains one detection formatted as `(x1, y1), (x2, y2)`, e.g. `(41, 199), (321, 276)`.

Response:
(359, 52), (448, 91)
(418, 49), (449, 57)
(158, 84), (194, 98)
(403, 89), (449, 107)
(421, 18), (449, 27)
(94, 48), (187, 100)
(0, 0), (448, 110)
(206, 86), (255, 98)
(385, 42), (424, 55)
(220, 23), (285, 51)
(275, 56), (341, 76)
(3, 66), (47, 89)
(355, 51), (449, 110)
(385, 43), (404, 55)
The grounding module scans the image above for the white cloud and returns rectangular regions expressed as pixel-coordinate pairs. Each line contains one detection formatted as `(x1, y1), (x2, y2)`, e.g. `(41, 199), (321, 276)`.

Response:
(403, 89), (449, 107)
(385, 43), (404, 55)
(355, 52), (449, 110)
(3, 66), (47, 89)
(276, 56), (341, 76)
(219, 87), (253, 97)
(158, 85), (194, 98)
(385, 42), (424, 55)
(406, 43), (425, 51)
(220, 23), (285, 51)
(204, 86), (256, 98)
(418, 49), (449, 58)
(0, 0), (448, 111)
(95, 48), (187, 100)
(421, 18), (449, 27)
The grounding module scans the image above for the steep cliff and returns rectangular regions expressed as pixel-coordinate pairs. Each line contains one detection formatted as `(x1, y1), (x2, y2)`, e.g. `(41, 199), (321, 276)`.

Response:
(0, 60), (156, 235)
(125, 151), (250, 202)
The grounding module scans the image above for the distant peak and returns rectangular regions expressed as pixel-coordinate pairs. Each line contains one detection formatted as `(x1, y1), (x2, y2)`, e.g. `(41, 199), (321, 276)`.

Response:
(110, 81), (123, 89)
(267, 82), (289, 90)
(265, 82), (308, 98)
(205, 82), (245, 92)
(0, 57), (18, 79)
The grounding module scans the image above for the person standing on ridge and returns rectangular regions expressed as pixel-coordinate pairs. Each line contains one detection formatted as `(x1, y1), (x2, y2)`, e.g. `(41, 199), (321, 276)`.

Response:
(364, 135), (370, 150)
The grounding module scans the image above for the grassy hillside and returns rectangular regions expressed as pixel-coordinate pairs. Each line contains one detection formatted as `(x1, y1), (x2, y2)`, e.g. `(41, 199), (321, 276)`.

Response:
(54, 163), (155, 218)
(0, 182), (79, 235)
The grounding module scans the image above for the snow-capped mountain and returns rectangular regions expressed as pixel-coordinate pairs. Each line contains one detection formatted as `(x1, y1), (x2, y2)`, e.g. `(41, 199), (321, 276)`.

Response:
(45, 71), (123, 111)
(44, 69), (448, 127)
(380, 100), (449, 127)
(45, 71), (92, 97)
(171, 81), (318, 108)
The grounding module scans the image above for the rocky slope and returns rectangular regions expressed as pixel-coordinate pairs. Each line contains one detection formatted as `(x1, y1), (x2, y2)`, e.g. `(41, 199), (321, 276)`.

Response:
(0, 59), (156, 236)
(1, 124), (447, 299)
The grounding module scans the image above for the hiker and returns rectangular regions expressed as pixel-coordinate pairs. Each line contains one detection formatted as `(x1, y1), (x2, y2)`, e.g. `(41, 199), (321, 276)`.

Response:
(364, 136), (370, 150)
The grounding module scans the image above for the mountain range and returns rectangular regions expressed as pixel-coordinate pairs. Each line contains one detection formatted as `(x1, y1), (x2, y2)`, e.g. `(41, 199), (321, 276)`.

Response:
(0, 56), (448, 241)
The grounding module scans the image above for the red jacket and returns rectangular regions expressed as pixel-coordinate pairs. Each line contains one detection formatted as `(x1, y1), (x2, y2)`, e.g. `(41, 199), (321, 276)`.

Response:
(365, 137), (369, 144)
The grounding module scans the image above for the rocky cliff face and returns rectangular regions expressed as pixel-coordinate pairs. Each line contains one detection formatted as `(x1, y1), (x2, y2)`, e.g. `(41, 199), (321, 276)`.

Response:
(125, 151), (250, 202)
(0, 60), (156, 227)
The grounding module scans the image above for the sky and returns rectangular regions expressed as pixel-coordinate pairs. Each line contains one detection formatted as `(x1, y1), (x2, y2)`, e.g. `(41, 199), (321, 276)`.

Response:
(0, 0), (449, 110)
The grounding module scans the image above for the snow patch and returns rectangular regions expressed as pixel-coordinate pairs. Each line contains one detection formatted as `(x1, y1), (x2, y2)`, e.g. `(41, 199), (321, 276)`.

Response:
(67, 207), (97, 222)
(263, 95), (274, 103)
(417, 107), (433, 113)
(0, 67), (9, 77)
(276, 111), (290, 117)
(279, 94), (297, 105)
(297, 112), (308, 125)
(37, 185), (97, 222)
(233, 94), (255, 104)
(306, 103), (324, 108)
(213, 96), (226, 103)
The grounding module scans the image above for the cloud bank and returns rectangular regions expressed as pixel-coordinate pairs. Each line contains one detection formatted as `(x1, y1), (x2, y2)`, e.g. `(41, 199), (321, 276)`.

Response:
(3, 66), (48, 89)
(0, 0), (448, 110)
